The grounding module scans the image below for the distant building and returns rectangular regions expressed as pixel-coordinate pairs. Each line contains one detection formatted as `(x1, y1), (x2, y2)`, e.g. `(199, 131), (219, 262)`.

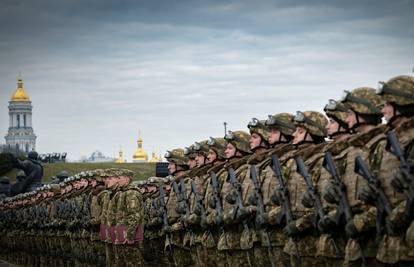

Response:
(85, 150), (114, 163)
(132, 134), (148, 163)
(149, 152), (160, 163)
(4, 77), (37, 154)
(115, 149), (127, 163)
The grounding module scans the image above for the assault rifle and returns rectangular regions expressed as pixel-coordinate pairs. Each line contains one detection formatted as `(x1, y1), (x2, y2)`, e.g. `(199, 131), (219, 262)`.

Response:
(387, 131), (414, 221)
(190, 180), (207, 228)
(210, 172), (223, 226)
(158, 184), (172, 252)
(271, 155), (301, 266)
(228, 167), (249, 226)
(354, 155), (393, 236)
(323, 152), (365, 263)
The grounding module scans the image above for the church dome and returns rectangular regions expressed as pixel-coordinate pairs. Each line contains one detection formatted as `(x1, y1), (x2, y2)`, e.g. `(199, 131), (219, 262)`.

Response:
(133, 135), (148, 162)
(11, 78), (30, 102)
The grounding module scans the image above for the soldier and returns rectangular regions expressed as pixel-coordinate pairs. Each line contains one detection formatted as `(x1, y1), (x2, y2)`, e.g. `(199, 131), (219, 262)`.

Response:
(164, 148), (193, 266)
(255, 113), (296, 267)
(374, 75), (414, 265)
(51, 171), (69, 184)
(0, 177), (11, 199)
(281, 111), (328, 267)
(338, 87), (386, 266)
(213, 130), (252, 267)
(11, 151), (44, 192)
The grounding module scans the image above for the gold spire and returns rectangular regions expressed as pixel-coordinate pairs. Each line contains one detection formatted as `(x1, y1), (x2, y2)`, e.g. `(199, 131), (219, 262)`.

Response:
(133, 131), (148, 162)
(149, 151), (159, 163)
(11, 76), (30, 102)
(115, 147), (126, 163)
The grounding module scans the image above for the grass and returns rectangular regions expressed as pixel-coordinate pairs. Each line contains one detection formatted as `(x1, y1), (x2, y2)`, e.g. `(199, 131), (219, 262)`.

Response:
(3, 162), (156, 183)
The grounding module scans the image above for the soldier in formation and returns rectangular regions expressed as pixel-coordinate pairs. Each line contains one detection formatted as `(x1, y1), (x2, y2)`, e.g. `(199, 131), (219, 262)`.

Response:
(1, 74), (414, 267)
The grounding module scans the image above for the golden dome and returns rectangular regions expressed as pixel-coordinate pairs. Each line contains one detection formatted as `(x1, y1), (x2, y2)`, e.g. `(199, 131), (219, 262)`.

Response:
(133, 134), (148, 162)
(149, 152), (159, 163)
(11, 78), (30, 102)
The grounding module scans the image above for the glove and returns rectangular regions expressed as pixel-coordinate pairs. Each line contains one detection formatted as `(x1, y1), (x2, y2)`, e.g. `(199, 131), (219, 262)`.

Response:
(208, 197), (216, 209)
(225, 190), (238, 205)
(358, 185), (376, 204)
(283, 221), (299, 237)
(271, 188), (283, 206)
(301, 191), (314, 208)
(247, 193), (257, 206)
(323, 183), (341, 204)
(345, 221), (358, 238)
(317, 216), (336, 233)
(391, 168), (409, 193)
(236, 207), (249, 221)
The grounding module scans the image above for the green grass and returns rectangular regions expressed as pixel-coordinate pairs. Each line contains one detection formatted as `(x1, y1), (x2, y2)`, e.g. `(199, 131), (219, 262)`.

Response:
(3, 162), (156, 183)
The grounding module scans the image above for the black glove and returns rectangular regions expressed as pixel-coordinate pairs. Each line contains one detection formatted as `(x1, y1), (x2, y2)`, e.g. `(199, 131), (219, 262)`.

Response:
(283, 221), (299, 237)
(208, 197), (216, 209)
(358, 185), (376, 204)
(323, 183), (341, 204)
(271, 188), (283, 206)
(194, 203), (203, 216)
(236, 206), (249, 221)
(345, 221), (358, 238)
(391, 168), (409, 193)
(317, 216), (336, 233)
(247, 193), (257, 206)
(225, 190), (238, 205)
(301, 191), (314, 208)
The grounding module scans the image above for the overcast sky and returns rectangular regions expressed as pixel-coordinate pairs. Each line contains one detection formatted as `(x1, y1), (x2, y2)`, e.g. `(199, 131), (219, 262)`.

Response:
(0, 0), (413, 161)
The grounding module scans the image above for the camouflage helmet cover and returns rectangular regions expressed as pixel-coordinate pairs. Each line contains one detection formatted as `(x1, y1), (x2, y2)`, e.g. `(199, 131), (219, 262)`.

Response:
(164, 148), (188, 166)
(193, 140), (210, 156)
(265, 113), (296, 136)
(247, 118), (270, 142)
(324, 99), (349, 128)
(341, 87), (382, 115)
(183, 144), (197, 159)
(224, 130), (252, 154)
(377, 75), (414, 106)
(294, 111), (328, 137)
(207, 137), (228, 160)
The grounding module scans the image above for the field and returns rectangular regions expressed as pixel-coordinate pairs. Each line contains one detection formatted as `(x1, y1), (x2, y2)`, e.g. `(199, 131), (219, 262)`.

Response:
(3, 162), (156, 183)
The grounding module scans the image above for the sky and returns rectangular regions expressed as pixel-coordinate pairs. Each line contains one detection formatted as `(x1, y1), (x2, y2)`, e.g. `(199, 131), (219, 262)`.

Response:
(0, 0), (413, 161)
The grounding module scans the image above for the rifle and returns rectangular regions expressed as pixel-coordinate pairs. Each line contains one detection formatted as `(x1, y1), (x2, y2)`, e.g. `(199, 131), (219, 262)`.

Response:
(271, 155), (301, 266)
(228, 167), (253, 267)
(190, 180), (207, 228)
(354, 155), (393, 236)
(250, 164), (275, 267)
(323, 152), (365, 263)
(158, 184), (172, 253)
(387, 131), (414, 221)
(210, 172), (223, 226)
(179, 179), (196, 246)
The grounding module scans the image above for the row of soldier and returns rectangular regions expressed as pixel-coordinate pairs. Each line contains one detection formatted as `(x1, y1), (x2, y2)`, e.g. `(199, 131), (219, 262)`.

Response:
(0, 74), (414, 267)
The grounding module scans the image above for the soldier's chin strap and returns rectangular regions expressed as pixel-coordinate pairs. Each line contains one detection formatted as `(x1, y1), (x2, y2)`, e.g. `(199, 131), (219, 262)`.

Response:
(293, 132), (313, 148)
(329, 124), (349, 138)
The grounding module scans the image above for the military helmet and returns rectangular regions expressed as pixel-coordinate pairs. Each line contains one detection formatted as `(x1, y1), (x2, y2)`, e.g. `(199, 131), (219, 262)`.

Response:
(193, 140), (210, 156)
(207, 137), (228, 160)
(164, 148), (188, 166)
(377, 75), (414, 106)
(183, 144), (197, 159)
(324, 99), (349, 129)
(247, 118), (270, 142)
(341, 87), (382, 115)
(224, 130), (252, 154)
(293, 111), (328, 137)
(265, 113), (296, 136)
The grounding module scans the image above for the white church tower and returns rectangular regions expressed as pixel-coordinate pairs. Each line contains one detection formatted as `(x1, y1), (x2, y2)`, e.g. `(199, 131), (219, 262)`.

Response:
(5, 76), (37, 153)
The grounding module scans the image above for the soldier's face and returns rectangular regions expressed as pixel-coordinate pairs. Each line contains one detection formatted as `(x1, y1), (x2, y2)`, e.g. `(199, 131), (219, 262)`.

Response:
(187, 158), (197, 169)
(381, 103), (395, 122)
(119, 177), (131, 187)
(292, 127), (306, 145)
(326, 118), (340, 136)
(268, 129), (281, 145)
(168, 163), (177, 174)
(90, 180), (97, 187)
(195, 154), (206, 167)
(346, 110), (358, 129)
(206, 149), (217, 164)
(225, 143), (237, 158)
(249, 133), (262, 150)
(105, 177), (117, 188)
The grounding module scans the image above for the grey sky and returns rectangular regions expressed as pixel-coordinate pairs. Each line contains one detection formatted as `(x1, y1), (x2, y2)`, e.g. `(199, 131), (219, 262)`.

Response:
(0, 0), (413, 161)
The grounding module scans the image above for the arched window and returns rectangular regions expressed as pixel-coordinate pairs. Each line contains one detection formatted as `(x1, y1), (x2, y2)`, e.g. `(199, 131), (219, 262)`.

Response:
(25, 143), (29, 153)
(17, 114), (20, 128)
(23, 114), (26, 127)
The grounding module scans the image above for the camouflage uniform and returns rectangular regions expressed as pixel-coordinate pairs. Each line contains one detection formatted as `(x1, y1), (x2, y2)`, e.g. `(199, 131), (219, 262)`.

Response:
(282, 111), (328, 267)
(375, 75), (414, 264)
